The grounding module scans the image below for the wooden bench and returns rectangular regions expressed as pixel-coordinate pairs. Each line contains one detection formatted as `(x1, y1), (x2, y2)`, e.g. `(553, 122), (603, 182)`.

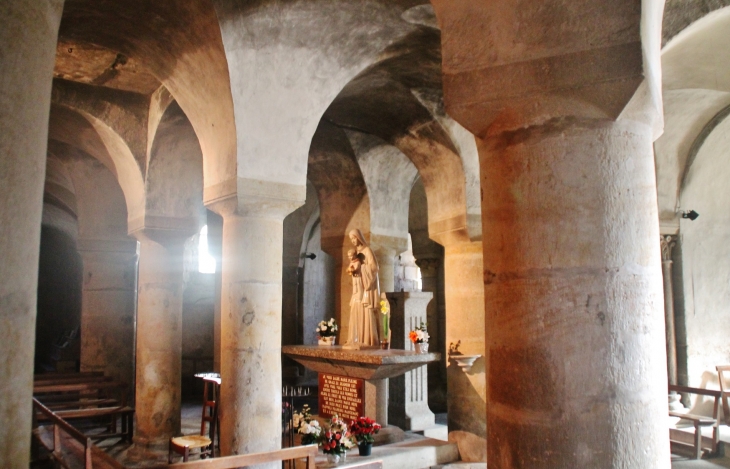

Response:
(32, 397), (125, 469)
(34, 379), (127, 410)
(669, 384), (722, 459)
(33, 376), (132, 442)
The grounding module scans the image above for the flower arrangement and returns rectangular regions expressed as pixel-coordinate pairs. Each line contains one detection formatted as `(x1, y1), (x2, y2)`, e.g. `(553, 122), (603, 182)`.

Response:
(349, 416), (381, 444)
(408, 323), (429, 344)
(320, 414), (356, 455)
(379, 299), (390, 347)
(293, 404), (321, 445)
(317, 318), (338, 338)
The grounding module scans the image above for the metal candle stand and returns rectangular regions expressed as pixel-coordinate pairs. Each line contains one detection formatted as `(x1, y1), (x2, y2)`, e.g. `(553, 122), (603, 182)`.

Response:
(282, 385), (313, 449)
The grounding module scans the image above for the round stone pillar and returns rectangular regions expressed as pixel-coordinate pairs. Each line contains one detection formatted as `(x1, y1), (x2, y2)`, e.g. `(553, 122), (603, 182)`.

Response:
(481, 117), (668, 468)
(131, 233), (186, 450)
(217, 210), (285, 458)
(77, 239), (138, 392)
(0, 2), (63, 467)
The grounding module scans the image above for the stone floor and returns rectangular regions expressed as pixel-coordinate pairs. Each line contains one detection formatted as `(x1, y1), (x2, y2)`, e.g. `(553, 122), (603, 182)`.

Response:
(33, 399), (730, 468)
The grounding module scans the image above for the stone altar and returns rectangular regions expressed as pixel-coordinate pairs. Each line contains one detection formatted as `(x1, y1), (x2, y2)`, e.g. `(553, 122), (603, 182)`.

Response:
(281, 345), (439, 443)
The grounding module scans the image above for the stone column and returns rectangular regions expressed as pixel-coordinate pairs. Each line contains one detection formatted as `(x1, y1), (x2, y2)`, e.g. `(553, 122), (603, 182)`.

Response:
(387, 292), (436, 431)
(130, 231), (187, 452)
(209, 190), (302, 459)
(0, 2), (63, 467)
(479, 117), (667, 468)
(661, 235), (682, 410)
(443, 241), (486, 461)
(77, 238), (138, 392)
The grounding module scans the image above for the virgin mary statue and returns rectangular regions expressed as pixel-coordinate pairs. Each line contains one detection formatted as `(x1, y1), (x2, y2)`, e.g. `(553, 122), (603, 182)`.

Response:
(345, 229), (379, 347)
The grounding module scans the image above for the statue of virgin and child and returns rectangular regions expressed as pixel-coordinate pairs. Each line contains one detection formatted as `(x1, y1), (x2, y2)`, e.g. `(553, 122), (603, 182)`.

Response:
(344, 229), (381, 348)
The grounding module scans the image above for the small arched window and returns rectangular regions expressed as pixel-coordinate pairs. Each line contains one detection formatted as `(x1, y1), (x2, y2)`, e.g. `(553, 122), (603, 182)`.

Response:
(198, 225), (216, 274)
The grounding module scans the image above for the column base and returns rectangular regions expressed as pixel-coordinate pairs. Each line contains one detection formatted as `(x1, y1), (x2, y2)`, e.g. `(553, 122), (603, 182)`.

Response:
(123, 438), (170, 464)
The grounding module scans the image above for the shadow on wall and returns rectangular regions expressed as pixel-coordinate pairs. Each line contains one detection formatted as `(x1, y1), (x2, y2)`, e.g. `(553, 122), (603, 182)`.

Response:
(35, 225), (83, 373)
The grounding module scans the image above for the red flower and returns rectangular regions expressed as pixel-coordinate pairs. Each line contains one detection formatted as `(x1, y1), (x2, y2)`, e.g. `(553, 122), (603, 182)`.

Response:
(335, 433), (341, 440)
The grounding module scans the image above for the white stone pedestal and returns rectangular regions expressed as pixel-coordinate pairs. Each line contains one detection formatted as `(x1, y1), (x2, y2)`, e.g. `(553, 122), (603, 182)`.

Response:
(386, 292), (436, 431)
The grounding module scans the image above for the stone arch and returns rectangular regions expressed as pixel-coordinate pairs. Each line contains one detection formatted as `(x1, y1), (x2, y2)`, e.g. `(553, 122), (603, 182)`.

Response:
(656, 6), (730, 222)
(307, 121), (371, 256)
(213, 0), (422, 189)
(58, 0), (237, 199)
(326, 82), (472, 247)
(48, 104), (145, 227)
(307, 120), (371, 341)
(142, 101), (205, 233)
(44, 155), (78, 225)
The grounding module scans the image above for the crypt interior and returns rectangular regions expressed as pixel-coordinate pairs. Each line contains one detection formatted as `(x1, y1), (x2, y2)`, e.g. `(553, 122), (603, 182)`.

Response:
(3, 0), (730, 468)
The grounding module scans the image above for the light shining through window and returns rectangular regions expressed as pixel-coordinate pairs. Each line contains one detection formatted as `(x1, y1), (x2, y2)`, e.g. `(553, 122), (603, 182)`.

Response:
(198, 225), (216, 273)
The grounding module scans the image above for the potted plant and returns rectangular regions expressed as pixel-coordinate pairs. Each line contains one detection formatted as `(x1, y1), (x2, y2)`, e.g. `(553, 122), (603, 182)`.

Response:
(408, 323), (430, 354)
(293, 404), (321, 445)
(317, 318), (338, 345)
(349, 416), (381, 456)
(320, 414), (356, 464)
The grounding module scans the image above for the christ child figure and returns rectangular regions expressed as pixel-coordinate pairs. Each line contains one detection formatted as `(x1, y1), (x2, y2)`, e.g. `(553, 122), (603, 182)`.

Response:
(346, 249), (363, 278)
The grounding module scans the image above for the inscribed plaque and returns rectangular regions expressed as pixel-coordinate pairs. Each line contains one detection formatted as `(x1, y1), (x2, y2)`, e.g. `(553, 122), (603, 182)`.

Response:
(318, 373), (364, 421)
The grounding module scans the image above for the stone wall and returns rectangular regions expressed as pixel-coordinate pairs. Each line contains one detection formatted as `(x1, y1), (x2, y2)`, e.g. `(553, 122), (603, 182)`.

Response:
(677, 114), (730, 389)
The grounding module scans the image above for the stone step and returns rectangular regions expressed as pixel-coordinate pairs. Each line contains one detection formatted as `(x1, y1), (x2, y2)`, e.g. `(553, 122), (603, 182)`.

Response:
(332, 433), (459, 469)
(430, 463), (486, 469)
(412, 424), (448, 442)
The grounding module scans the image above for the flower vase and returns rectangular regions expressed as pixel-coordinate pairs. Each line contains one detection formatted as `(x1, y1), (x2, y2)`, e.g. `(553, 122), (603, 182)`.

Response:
(318, 336), (336, 346)
(414, 342), (429, 354)
(358, 442), (372, 456)
(327, 452), (346, 465)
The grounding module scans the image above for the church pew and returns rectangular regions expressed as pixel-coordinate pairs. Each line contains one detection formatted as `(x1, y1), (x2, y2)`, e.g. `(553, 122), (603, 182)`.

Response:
(34, 371), (106, 383)
(32, 398), (125, 469)
(33, 380), (133, 441)
(34, 380), (128, 407)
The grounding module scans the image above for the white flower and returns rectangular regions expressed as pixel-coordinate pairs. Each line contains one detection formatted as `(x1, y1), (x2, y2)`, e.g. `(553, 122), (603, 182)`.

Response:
(320, 325), (326, 331)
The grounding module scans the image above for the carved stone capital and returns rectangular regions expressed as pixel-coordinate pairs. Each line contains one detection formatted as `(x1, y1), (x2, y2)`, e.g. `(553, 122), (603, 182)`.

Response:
(660, 235), (676, 262)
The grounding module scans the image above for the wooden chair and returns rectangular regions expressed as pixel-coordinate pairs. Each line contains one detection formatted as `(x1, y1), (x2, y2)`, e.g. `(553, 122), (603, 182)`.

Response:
(169, 377), (220, 462)
(201, 376), (220, 450)
(716, 365), (730, 426)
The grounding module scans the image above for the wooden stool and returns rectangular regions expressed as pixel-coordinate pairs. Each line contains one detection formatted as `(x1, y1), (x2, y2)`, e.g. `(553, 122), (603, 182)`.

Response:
(169, 435), (213, 463)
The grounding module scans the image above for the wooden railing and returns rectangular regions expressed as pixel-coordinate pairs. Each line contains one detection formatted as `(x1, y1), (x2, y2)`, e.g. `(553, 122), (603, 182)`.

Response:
(32, 397), (124, 469)
(156, 445), (319, 469)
